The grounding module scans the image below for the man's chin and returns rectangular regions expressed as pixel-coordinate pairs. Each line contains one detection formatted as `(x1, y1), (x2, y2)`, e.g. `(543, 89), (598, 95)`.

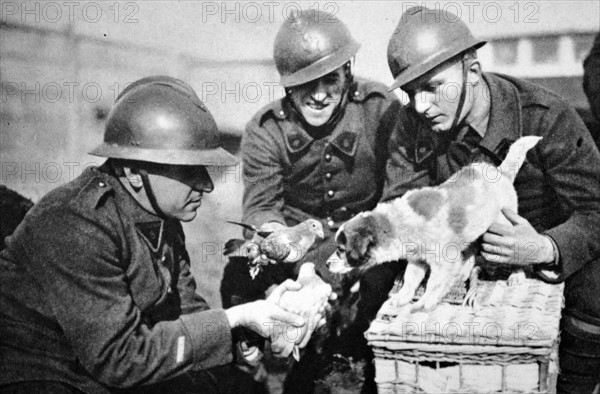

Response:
(430, 122), (450, 133)
(178, 210), (198, 222)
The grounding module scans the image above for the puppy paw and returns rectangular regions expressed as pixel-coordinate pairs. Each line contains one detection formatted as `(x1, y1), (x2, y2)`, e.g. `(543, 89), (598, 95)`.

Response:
(507, 269), (526, 286)
(410, 298), (439, 312)
(388, 291), (413, 308)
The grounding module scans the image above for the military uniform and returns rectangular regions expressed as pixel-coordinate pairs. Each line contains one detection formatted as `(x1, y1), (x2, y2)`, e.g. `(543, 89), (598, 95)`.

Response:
(241, 79), (401, 279)
(384, 72), (600, 392)
(0, 164), (237, 394)
(221, 79), (402, 393)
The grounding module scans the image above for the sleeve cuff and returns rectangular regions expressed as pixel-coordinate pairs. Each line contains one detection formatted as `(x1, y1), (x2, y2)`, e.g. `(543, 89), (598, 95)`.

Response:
(180, 309), (233, 370)
(543, 234), (561, 266)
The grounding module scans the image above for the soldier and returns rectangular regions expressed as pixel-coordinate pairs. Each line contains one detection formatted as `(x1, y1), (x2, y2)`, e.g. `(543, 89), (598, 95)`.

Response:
(0, 76), (319, 394)
(384, 7), (600, 393)
(223, 9), (403, 394)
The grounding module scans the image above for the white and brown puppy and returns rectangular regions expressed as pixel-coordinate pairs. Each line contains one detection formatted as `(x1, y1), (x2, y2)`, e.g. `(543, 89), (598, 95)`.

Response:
(327, 136), (542, 311)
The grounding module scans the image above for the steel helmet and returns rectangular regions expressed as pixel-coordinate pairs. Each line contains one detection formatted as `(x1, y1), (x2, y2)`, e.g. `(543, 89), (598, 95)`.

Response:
(90, 76), (237, 166)
(387, 6), (486, 91)
(274, 9), (360, 88)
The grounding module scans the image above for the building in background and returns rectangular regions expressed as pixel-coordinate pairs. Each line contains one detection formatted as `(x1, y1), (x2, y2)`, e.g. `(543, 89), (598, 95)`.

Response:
(1, 1), (598, 308)
(481, 29), (599, 140)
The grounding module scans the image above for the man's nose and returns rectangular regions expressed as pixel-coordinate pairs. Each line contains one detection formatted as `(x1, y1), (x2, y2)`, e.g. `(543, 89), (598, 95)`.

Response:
(311, 79), (328, 102)
(197, 176), (214, 193)
(194, 168), (214, 193)
(412, 92), (432, 115)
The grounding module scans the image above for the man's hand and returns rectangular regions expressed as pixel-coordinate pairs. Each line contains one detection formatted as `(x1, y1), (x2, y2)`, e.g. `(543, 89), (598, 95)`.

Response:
(481, 208), (555, 266)
(252, 222), (286, 266)
(225, 279), (305, 339)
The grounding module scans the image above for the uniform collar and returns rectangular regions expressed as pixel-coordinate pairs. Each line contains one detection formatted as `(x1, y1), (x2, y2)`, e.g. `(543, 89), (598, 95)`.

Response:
(97, 163), (165, 252)
(478, 72), (522, 163)
(277, 94), (360, 157)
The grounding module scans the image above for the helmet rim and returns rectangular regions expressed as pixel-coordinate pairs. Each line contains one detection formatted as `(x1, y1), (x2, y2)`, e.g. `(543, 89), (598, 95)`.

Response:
(89, 144), (237, 167)
(280, 41), (360, 88)
(388, 39), (486, 91)
(88, 77), (239, 168)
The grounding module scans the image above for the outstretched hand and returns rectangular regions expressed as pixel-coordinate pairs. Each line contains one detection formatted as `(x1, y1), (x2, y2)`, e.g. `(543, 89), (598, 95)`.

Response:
(481, 208), (555, 266)
(225, 279), (305, 340)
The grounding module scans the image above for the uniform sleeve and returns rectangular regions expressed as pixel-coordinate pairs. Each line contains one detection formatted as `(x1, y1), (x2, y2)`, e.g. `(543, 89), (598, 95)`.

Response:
(24, 208), (233, 388)
(539, 104), (600, 279)
(382, 118), (431, 201)
(241, 118), (287, 234)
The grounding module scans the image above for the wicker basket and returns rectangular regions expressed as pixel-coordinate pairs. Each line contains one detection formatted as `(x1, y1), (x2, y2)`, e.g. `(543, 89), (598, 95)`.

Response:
(366, 271), (564, 393)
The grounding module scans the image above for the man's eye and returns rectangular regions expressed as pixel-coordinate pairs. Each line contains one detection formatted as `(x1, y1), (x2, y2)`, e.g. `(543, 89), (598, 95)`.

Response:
(324, 76), (340, 84)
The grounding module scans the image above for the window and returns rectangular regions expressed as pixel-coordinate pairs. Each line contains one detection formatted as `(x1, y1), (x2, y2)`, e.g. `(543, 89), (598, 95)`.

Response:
(573, 33), (596, 63)
(492, 39), (519, 65)
(531, 36), (559, 64)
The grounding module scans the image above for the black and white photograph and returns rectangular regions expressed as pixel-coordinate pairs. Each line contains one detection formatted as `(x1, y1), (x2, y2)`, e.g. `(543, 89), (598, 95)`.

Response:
(1, 1), (599, 393)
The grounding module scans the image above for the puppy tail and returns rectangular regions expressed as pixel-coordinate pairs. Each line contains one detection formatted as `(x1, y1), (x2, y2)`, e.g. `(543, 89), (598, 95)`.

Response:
(499, 136), (542, 182)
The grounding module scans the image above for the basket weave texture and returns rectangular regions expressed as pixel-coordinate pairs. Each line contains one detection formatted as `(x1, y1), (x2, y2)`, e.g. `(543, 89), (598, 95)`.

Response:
(366, 273), (564, 393)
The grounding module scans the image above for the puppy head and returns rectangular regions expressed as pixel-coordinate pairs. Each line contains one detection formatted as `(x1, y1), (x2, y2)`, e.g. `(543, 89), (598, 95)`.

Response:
(327, 212), (377, 274)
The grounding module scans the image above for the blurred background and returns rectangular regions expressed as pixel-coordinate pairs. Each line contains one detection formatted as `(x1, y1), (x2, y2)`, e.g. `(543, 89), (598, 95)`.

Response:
(1, 0), (599, 308)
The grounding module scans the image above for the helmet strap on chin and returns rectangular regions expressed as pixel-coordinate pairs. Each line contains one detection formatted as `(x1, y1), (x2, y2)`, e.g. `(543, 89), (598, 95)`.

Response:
(139, 169), (168, 219)
(449, 57), (471, 134)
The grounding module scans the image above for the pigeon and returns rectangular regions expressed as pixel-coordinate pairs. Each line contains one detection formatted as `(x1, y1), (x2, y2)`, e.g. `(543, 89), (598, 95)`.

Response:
(222, 238), (264, 279)
(271, 263), (332, 361)
(226, 221), (274, 239)
(227, 219), (325, 264)
(223, 238), (260, 259)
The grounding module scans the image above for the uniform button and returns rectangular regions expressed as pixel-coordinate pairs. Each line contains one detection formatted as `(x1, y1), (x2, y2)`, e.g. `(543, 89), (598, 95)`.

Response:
(354, 91), (360, 97)
(327, 190), (334, 198)
(325, 154), (332, 162)
(98, 181), (106, 187)
(279, 110), (285, 117)
(325, 173), (332, 180)
(327, 219), (335, 228)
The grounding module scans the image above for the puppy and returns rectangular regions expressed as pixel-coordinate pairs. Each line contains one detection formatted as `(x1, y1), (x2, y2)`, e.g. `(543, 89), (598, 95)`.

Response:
(327, 136), (542, 311)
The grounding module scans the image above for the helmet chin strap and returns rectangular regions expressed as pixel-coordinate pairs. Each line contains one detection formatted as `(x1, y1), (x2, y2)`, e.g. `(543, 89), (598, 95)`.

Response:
(139, 169), (168, 219)
(449, 58), (471, 136)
